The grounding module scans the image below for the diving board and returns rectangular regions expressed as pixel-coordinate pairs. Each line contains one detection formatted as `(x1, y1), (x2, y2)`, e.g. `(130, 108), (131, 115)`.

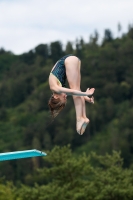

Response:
(0, 149), (47, 161)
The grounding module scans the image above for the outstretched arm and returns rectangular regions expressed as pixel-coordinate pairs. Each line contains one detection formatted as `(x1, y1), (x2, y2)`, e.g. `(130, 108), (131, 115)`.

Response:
(51, 85), (95, 97)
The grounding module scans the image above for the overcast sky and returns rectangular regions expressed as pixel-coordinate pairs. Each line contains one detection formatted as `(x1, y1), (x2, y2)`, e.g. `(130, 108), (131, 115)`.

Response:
(0, 0), (133, 55)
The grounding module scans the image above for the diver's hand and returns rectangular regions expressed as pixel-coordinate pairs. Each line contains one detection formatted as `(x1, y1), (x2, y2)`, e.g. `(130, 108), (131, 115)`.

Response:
(86, 88), (95, 97)
(84, 96), (94, 104)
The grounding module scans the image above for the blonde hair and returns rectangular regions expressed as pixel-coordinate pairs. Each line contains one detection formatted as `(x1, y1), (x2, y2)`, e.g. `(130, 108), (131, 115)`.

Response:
(48, 95), (66, 121)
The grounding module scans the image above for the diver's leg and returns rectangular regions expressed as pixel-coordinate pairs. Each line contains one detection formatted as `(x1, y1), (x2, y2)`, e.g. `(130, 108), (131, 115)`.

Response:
(80, 96), (90, 134)
(65, 56), (89, 134)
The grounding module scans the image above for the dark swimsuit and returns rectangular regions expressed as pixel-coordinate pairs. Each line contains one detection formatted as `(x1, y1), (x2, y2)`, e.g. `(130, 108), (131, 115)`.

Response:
(51, 54), (73, 87)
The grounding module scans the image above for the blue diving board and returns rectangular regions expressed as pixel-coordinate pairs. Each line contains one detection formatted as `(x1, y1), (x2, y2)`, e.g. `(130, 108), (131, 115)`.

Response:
(0, 149), (47, 161)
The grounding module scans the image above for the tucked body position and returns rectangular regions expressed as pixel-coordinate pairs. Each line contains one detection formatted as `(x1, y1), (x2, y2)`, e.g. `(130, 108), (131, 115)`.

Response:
(48, 55), (95, 135)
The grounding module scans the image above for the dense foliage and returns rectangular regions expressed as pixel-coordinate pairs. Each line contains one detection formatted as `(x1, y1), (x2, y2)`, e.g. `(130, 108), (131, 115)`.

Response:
(0, 26), (133, 198)
(1, 145), (133, 200)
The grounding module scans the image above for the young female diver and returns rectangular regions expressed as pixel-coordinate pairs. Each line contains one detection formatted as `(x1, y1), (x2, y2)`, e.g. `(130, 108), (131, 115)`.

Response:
(48, 55), (95, 135)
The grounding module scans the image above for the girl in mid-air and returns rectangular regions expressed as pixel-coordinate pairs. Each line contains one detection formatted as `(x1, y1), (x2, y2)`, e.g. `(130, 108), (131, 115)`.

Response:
(48, 55), (95, 135)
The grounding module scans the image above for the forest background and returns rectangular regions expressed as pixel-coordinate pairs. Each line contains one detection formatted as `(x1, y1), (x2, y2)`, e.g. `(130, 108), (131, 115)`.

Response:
(0, 25), (133, 199)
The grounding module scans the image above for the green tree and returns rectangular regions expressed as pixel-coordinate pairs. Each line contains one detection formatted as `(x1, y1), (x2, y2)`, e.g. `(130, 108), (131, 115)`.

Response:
(0, 182), (15, 200)
(50, 41), (64, 63)
(16, 146), (133, 200)
(65, 41), (73, 54)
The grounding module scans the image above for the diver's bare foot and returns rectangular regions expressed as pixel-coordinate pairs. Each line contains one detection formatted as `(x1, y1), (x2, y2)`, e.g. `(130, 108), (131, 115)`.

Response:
(80, 118), (90, 135)
(76, 118), (85, 135)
